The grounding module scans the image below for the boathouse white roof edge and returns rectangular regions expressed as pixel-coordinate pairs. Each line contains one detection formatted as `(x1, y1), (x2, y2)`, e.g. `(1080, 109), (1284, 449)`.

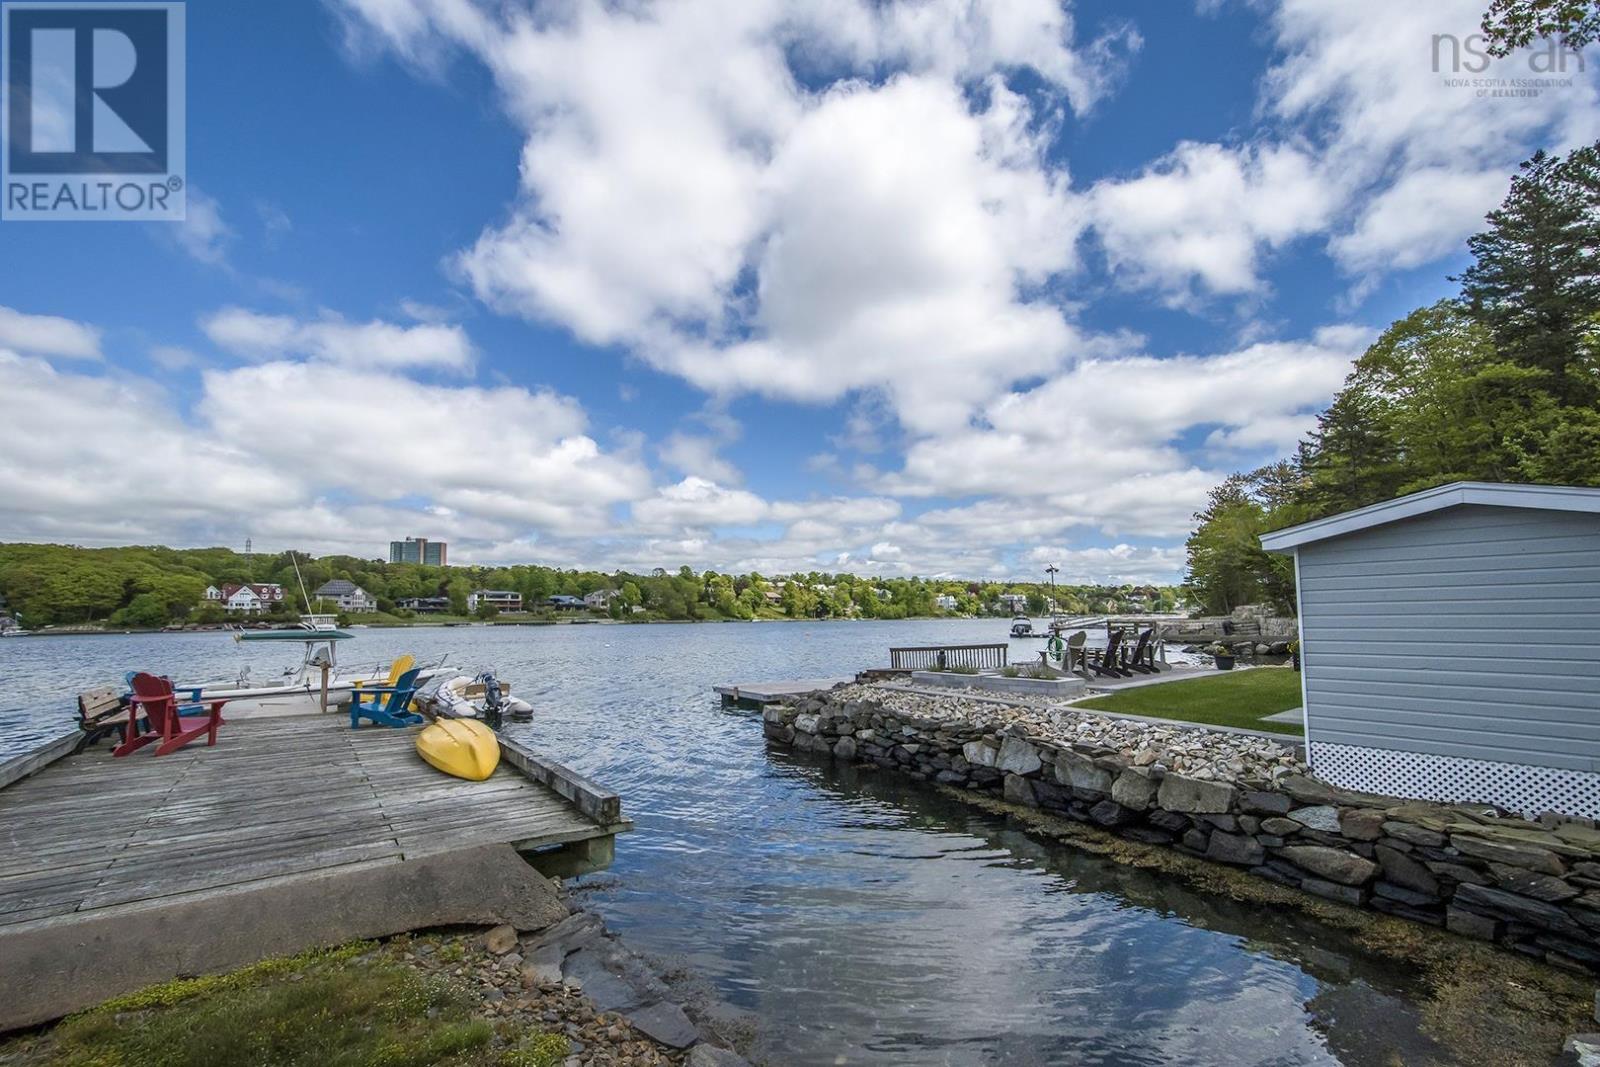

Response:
(1260, 481), (1600, 552)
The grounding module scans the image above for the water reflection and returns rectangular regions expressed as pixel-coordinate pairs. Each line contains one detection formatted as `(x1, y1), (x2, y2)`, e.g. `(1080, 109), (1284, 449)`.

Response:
(636, 748), (1446, 1067)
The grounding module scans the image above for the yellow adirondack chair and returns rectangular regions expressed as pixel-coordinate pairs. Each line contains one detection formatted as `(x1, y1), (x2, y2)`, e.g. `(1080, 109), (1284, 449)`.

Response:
(352, 654), (417, 710)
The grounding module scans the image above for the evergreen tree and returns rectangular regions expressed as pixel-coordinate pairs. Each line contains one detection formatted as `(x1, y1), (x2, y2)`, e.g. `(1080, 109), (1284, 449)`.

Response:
(1182, 465), (1300, 615)
(1298, 301), (1540, 513)
(1458, 145), (1600, 405)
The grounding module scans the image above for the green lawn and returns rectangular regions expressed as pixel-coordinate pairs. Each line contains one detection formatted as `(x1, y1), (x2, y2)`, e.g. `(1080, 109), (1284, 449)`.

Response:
(1074, 667), (1304, 736)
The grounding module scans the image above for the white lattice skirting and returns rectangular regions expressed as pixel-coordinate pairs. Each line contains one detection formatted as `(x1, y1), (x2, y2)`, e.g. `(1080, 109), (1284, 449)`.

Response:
(1310, 742), (1600, 820)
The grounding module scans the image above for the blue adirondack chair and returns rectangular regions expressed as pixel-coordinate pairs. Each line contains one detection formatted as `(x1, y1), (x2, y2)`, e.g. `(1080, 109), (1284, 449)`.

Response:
(349, 666), (425, 729)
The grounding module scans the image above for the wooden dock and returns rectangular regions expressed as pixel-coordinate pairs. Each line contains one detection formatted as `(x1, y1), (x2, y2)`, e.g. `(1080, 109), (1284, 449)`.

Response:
(715, 678), (854, 707)
(0, 716), (628, 932)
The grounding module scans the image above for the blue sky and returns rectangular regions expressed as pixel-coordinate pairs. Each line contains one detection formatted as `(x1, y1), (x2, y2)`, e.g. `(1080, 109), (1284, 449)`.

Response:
(2, 0), (1596, 582)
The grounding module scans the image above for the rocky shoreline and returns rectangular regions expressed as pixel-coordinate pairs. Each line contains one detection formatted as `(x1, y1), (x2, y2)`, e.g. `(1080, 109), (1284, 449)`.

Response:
(766, 682), (1600, 973)
(0, 891), (757, 1067)
(847, 680), (1304, 780)
(1159, 604), (1297, 652)
(395, 909), (756, 1067)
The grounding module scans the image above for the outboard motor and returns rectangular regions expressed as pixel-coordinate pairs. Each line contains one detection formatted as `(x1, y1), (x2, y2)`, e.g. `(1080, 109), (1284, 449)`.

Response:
(480, 672), (505, 732)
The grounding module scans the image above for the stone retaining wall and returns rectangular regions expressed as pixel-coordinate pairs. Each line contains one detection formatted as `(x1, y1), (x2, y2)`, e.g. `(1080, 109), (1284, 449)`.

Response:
(764, 689), (1600, 973)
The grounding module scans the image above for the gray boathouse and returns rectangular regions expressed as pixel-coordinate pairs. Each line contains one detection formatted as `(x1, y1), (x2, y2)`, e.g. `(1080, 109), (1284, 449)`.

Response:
(1261, 482), (1600, 818)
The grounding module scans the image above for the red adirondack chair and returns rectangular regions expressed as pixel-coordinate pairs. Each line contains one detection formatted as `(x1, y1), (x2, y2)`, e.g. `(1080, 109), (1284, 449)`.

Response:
(114, 673), (230, 757)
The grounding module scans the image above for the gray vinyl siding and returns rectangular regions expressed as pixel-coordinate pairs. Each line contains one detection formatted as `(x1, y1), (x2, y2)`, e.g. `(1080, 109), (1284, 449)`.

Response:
(1298, 504), (1600, 771)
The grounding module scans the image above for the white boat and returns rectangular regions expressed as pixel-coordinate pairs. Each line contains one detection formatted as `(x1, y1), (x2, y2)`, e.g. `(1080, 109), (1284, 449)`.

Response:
(195, 664), (452, 720)
(1010, 615), (1035, 637)
(132, 553), (446, 717)
(188, 616), (450, 719)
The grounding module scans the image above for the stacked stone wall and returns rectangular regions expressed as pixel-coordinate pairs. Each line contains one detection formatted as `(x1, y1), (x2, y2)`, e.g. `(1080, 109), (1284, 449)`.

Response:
(765, 688), (1600, 972)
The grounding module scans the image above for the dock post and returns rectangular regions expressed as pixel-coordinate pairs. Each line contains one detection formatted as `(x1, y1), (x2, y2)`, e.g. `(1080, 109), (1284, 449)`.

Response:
(524, 834), (615, 879)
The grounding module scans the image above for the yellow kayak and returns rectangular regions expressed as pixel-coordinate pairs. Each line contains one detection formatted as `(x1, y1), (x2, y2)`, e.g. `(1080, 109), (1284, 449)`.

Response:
(416, 718), (501, 781)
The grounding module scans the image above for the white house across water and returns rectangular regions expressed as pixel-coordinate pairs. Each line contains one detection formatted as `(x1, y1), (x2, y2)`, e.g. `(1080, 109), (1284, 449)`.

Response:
(1261, 482), (1600, 818)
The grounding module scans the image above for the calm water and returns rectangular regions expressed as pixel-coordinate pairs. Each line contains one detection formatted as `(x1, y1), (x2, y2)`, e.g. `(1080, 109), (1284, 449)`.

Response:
(2, 621), (1457, 1064)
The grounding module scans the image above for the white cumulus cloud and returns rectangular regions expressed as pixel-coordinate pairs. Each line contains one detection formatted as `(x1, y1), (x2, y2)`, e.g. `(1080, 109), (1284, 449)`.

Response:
(0, 306), (102, 360)
(201, 307), (477, 372)
(332, 0), (1122, 434)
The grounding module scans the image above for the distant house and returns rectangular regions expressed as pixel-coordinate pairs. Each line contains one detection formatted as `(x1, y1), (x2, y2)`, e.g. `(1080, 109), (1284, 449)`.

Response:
(218, 582), (286, 614)
(313, 579), (376, 613)
(997, 593), (1028, 613)
(397, 596), (450, 614)
(224, 586), (261, 613)
(1262, 481), (1600, 818)
(583, 589), (619, 610)
(467, 589), (523, 613)
(763, 590), (783, 605)
(934, 594), (958, 611)
(545, 594), (584, 610)
(202, 585), (222, 603)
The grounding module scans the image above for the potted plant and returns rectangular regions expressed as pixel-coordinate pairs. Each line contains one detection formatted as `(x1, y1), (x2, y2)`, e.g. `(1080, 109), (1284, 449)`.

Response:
(1288, 639), (1301, 672)
(1206, 643), (1236, 671)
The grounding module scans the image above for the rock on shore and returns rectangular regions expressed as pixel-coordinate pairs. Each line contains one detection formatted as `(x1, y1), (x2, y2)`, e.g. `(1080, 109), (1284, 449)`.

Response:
(398, 904), (758, 1065)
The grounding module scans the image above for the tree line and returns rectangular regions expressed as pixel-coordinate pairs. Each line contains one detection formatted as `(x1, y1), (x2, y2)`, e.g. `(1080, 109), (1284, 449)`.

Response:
(0, 541), (1178, 629)
(1185, 142), (1600, 615)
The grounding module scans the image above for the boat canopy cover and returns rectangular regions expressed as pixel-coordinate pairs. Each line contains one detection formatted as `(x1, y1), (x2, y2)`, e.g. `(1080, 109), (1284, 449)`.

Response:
(236, 629), (355, 642)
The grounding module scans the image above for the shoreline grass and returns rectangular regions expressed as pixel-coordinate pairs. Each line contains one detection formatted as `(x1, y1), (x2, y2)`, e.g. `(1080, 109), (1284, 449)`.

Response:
(2, 942), (569, 1067)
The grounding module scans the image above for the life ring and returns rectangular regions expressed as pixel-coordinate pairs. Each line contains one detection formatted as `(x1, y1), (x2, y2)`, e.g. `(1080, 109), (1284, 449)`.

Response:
(1046, 633), (1064, 655)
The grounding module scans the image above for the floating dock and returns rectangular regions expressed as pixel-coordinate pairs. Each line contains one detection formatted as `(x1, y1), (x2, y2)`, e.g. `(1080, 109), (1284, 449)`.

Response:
(0, 715), (629, 1029)
(714, 678), (855, 707)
